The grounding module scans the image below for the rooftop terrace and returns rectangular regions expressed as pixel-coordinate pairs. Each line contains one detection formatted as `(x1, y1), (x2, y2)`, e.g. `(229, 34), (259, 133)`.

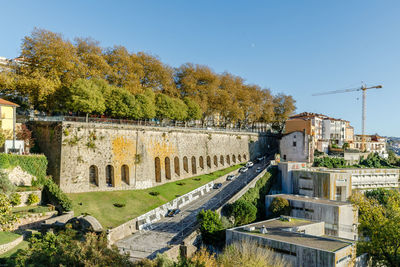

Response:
(268, 194), (351, 206)
(232, 217), (353, 252)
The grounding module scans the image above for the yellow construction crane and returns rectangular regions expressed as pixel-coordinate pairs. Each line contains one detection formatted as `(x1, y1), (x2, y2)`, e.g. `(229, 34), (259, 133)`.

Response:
(312, 83), (383, 151)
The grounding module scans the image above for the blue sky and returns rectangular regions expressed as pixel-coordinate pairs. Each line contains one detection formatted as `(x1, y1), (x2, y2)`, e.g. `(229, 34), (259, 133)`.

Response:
(1, 1), (399, 136)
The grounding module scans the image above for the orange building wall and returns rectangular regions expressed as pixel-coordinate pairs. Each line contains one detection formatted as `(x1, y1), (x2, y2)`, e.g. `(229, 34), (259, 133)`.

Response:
(285, 119), (311, 135)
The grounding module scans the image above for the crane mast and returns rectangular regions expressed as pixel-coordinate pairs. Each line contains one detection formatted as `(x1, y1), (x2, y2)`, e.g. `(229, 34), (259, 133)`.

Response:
(312, 84), (382, 152)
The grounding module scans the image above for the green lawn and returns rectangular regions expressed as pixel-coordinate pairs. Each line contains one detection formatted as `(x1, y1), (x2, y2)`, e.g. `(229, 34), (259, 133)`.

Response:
(0, 232), (21, 245)
(68, 164), (243, 228)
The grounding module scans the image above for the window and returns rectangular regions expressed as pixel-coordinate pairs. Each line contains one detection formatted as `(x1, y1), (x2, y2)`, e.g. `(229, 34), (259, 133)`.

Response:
(293, 141), (297, 147)
(165, 157), (171, 180)
(155, 158), (161, 182)
(106, 165), (114, 186)
(89, 165), (98, 186)
(121, 165), (129, 185)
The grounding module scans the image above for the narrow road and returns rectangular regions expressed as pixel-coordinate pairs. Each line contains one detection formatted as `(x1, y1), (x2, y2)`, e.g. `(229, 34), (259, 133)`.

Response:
(116, 159), (270, 261)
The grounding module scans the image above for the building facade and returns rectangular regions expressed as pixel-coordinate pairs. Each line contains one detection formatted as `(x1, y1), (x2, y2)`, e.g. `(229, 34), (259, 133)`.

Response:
(266, 194), (358, 240)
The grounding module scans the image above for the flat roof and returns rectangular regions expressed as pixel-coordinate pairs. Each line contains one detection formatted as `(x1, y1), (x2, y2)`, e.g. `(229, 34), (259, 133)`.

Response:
(267, 194), (351, 206)
(232, 218), (353, 252)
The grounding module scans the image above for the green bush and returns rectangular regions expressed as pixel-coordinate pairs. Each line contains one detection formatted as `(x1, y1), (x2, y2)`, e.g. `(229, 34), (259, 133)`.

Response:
(9, 193), (21, 206)
(0, 154), (48, 186)
(231, 199), (257, 226)
(239, 167), (277, 220)
(149, 191), (160, 196)
(27, 193), (40, 205)
(0, 171), (15, 195)
(269, 197), (290, 216)
(197, 209), (224, 245)
(113, 203), (125, 208)
(42, 179), (72, 212)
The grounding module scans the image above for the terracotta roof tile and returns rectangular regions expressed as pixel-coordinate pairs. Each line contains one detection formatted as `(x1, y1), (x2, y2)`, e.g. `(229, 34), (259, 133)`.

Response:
(0, 98), (19, 107)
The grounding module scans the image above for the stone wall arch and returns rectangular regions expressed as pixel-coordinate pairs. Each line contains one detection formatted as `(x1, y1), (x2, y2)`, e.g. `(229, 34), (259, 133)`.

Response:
(89, 165), (98, 186)
(238, 154), (242, 162)
(243, 154), (247, 160)
(214, 155), (218, 167)
(121, 164), (130, 185)
(191, 156), (197, 174)
(207, 156), (211, 168)
(174, 157), (180, 176)
(155, 157), (161, 183)
(183, 156), (189, 173)
(232, 154), (236, 163)
(165, 157), (171, 180)
(105, 165), (114, 187)
(199, 156), (204, 169)
(220, 155), (224, 166)
(226, 155), (230, 165)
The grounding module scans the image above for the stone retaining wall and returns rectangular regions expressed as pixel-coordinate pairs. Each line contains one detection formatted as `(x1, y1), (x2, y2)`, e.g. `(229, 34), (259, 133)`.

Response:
(107, 168), (240, 244)
(15, 190), (42, 207)
(0, 235), (23, 254)
(12, 211), (58, 230)
(30, 121), (277, 193)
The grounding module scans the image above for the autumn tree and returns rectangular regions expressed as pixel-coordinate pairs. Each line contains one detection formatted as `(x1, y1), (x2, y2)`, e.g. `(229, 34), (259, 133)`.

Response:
(175, 63), (219, 120)
(135, 52), (178, 96)
(272, 93), (296, 134)
(351, 190), (400, 266)
(104, 46), (142, 94)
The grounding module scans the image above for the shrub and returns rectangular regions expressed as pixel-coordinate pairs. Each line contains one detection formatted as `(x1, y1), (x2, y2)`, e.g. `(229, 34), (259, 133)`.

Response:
(113, 203), (125, 208)
(149, 191), (160, 196)
(9, 192), (21, 206)
(27, 193), (40, 205)
(269, 197), (290, 216)
(239, 168), (277, 220)
(231, 199), (257, 226)
(176, 182), (185, 186)
(197, 209), (225, 245)
(42, 178), (72, 212)
(0, 171), (15, 195)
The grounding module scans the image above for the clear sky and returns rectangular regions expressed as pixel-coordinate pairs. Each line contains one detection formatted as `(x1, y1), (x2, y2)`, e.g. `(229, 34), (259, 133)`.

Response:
(1, 0), (399, 136)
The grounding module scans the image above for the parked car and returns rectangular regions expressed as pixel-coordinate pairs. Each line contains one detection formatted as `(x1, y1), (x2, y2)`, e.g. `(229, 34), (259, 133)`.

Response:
(246, 161), (254, 168)
(239, 167), (248, 173)
(226, 174), (235, 181)
(213, 183), (223, 189)
(257, 156), (264, 162)
(256, 167), (262, 173)
(166, 209), (181, 217)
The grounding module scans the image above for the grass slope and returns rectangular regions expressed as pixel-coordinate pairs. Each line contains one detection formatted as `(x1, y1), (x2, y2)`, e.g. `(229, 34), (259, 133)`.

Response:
(0, 232), (21, 245)
(68, 164), (243, 228)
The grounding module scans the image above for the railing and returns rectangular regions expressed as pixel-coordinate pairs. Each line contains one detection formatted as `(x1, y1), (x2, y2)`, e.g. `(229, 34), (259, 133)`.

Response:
(25, 115), (277, 134)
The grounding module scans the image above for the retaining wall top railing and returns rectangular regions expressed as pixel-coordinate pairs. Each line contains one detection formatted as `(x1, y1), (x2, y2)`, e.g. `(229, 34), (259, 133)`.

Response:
(24, 115), (276, 134)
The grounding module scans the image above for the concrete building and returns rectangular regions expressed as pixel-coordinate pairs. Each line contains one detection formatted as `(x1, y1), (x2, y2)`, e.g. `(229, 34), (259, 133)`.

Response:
(291, 169), (352, 201)
(279, 162), (400, 199)
(266, 194), (358, 240)
(226, 217), (356, 267)
(279, 131), (314, 163)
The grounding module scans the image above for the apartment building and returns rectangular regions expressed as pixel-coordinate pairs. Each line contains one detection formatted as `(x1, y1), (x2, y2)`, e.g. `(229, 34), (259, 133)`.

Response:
(285, 113), (354, 151)
(352, 134), (387, 158)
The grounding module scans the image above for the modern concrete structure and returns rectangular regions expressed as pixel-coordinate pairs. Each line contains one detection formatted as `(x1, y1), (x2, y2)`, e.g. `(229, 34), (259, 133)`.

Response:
(30, 121), (277, 193)
(226, 217), (356, 267)
(279, 131), (314, 163)
(266, 194), (358, 240)
(279, 162), (400, 199)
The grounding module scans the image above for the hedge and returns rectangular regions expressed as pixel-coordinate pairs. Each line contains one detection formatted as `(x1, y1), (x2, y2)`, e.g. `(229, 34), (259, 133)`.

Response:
(42, 179), (72, 212)
(0, 154), (48, 185)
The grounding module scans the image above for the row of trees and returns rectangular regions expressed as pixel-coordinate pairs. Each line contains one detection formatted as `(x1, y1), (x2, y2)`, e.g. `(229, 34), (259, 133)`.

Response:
(0, 28), (296, 129)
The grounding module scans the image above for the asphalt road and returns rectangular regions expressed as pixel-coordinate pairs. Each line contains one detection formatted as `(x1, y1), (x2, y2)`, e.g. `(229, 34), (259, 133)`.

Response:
(116, 159), (270, 261)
